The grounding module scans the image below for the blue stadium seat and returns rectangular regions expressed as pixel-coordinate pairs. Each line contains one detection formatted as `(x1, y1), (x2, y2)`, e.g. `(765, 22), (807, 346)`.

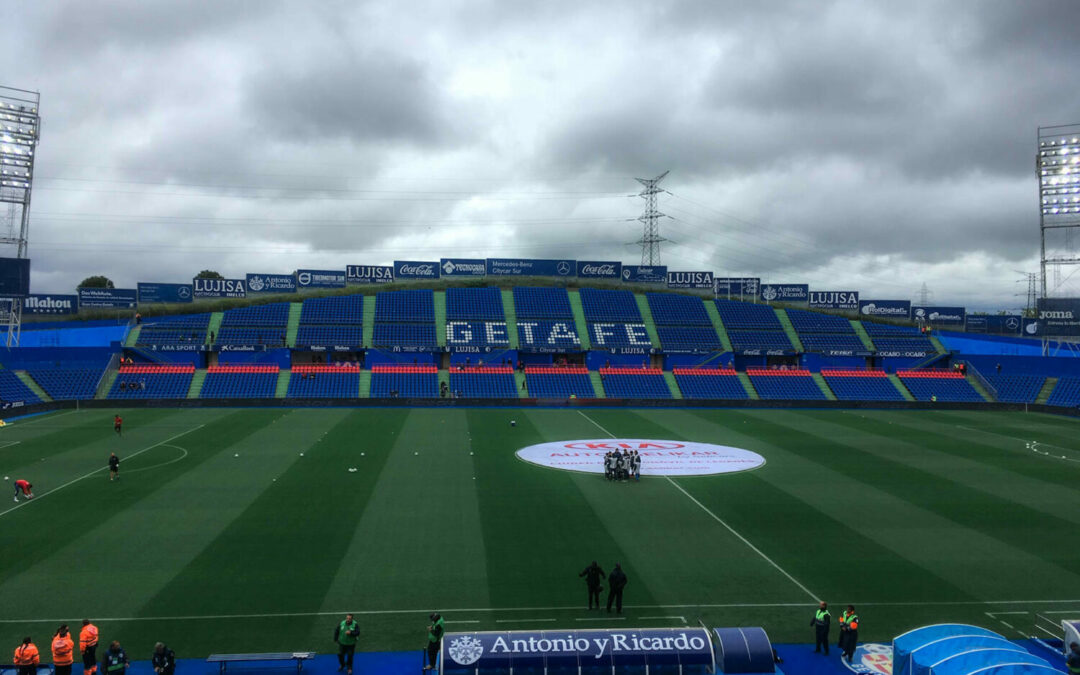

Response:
(373, 323), (437, 348)
(299, 296), (363, 325)
(673, 369), (748, 399)
(524, 367), (596, 398)
(0, 371), (41, 404)
(985, 375), (1045, 403)
(200, 366), (278, 399)
(715, 299), (782, 330)
(513, 287), (573, 319)
(728, 331), (793, 351)
(898, 371), (983, 402)
(446, 287), (505, 320)
(217, 327), (288, 346)
(798, 334), (867, 352)
(445, 321), (511, 348)
(872, 337), (936, 353)
(375, 289), (435, 322)
(580, 288), (641, 322)
(599, 368), (672, 399)
(516, 320), (583, 350)
(370, 366), (438, 398)
(647, 293), (711, 325)
(656, 325), (722, 352)
(822, 370), (905, 401)
(27, 369), (101, 400)
(1047, 377), (1080, 407)
(448, 368), (517, 398)
(287, 367), (360, 398)
(747, 369), (826, 400)
(786, 309), (854, 333)
(108, 366), (193, 400)
(587, 323), (654, 349)
(295, 325), (363, 348)
(221, 303), (290, 327)
(862, 322), (921, 336)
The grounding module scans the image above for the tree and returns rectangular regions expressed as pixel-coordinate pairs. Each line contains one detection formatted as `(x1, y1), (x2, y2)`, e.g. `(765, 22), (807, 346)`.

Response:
(195, 270), (223, 280)
(78, 276), (114, 289)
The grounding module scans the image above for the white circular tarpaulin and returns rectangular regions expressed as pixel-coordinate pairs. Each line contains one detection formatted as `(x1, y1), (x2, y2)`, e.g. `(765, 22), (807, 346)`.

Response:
(515, 439), (766, 476)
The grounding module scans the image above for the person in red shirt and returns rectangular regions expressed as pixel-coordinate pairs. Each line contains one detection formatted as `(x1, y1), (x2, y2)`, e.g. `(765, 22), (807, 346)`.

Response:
(13, 479), (32, 502)
(113, 415), (122, 436)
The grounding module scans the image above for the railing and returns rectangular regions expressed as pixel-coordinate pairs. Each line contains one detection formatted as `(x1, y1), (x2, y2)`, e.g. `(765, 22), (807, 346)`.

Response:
(961, 360), (998, 401)
(94, 352), (120, 398)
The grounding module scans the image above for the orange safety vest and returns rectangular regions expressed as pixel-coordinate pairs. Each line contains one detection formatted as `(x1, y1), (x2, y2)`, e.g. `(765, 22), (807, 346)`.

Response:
(52, 635), (74, 666)
(14, 642), (40, 666)
(80, 625), (98, 651)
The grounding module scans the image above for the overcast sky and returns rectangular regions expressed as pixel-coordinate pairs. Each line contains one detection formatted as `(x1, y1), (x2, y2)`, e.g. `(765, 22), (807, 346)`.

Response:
(4, 0), (1080, 310)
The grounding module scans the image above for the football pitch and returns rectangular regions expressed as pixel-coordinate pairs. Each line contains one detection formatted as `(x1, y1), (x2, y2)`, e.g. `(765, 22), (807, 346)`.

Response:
(2, 406), (1080, 657)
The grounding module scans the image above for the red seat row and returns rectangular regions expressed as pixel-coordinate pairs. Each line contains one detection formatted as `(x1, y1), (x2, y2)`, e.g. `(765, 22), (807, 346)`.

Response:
(672, 368), (737, 376)
(293, 365), (361, 373)
(118, 365), (195, 374)
(820, 369), (888, 378)
(451, 366), (514, 374)
(746, 368), (812, 377)
(525, 366), (589, 374)
(599, 367), (663, 375)
(208, 365), (280, 373)
(897, 369), (965, 379)
(371, 365), (438, 373)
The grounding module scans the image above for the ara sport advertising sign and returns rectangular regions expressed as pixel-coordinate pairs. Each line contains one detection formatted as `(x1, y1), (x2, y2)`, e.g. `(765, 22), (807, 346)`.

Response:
(515, 439), (765, 476)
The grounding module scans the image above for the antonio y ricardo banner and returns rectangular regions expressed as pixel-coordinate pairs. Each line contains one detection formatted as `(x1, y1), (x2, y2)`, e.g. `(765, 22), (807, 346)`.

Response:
(808, 291), (858, 310)
(78, 288), (137, 309)
(245, 273), (297, 294)
(622, 265), (667, 284)
(666, 271), (714, 289)
(577, 261), (621, 279)
(440, 259), (486, 277)
(912, 305), (965, 325)
(346, 265), (394, 284)
(486, 258), (576, 277)
(296, 269), (345, 289)
(394, 260), (440, 280)
(137, 282), (193, 304)
(759, 284), (809, 303)
(193, 278), (247, 299)
(858, 299), (911, 318)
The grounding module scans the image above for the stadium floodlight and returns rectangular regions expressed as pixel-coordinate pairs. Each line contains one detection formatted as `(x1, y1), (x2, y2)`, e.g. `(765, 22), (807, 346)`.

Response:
(0, 86), (40, 347)
(1037, 124), (1080, 298)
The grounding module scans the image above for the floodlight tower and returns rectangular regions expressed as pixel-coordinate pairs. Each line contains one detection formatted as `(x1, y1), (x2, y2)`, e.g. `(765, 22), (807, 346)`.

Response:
(635, 171), (668, 265)
(1037, 124), (1080, 299)
(0, 86), (41, 347)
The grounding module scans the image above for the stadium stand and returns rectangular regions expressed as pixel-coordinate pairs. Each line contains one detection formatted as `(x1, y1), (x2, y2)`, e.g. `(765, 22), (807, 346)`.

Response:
(786, 308), (865, 353)
(656, 325), (722, 352)
(821, 369), (905, 401)
(524, 365), (596, 398)
(299, 295), (363, 325)
(747, 368), (826, 400)
(516, 320), (583, 350)
(136, 313), (211, 346)
(728, 331), (794, 351)
(897, 370), (983, 402)
(714, 299), (782, 330)
(598, 367), (672, 399)
(373, 290), (437, 349)
(0, 370), (41, 404)
(871, 336), (936, 353)
(647, 293), (711, 325)
(673, 367), (749, 399)
(26, 368), (101, 400)
(862, 323), (923, 336)
(448, 366), (517, 398)
(580, 288), (642, 322)
(446, 287), (505, 321)
(587, 322), (654, 350)
(108, 365), (194, 400)
(218, 303), (290, 346)
(984, 374), (1045, 403)
(287, 364), (360, 398)
(201, 365), (278, 399)
(295, 325), (364, 348)
(1047, 377), (1080, 407)
(445, 321), (511, 349)
(370, 364), (438, 398)
(513, 287), (573, 319)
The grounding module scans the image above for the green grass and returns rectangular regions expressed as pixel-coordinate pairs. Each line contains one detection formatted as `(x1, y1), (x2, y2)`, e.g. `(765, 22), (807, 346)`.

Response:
(2, 407), (1080, 658)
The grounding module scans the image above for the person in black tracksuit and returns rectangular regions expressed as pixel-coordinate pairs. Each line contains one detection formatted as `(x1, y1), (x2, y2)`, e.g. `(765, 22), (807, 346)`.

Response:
(606, 563), (627, 614)
(578, 561), (606, 609)
(151, 643), (175, 675)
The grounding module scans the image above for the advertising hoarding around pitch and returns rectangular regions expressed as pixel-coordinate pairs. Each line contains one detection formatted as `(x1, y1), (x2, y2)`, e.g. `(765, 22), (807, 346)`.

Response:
(346, 265), (394, 284)
(858, 299), (911, 318)
(440, 258), (486, 277)
(714, 277), (760, 297)
(808, 290), (858, 310)
(1032, 298), (1080, 336)
(137, 282), (193, 304)
(486, 258), (576, 277)
(78, 288), (137, 309)
(394, 260), (440, 280)
(912, 305), (965, 325)
(666, 271), (714, 289)
(965, 315), (1022, 335)
(24, 294), (78, 314)
(193, 278), (247, 299)
(622, 265), (667, 284)
(576, 261), (621, 278)
(245, 273), (297, 293)
(295, 269), (345, 288)
(759, 284), (809, 303)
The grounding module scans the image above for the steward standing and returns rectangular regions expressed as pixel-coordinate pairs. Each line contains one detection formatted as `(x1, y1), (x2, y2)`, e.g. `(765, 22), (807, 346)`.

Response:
(578, 561), (606, 610)
(14, 637), (40, 675)
(606, 563), (628, 614)
(151, 642), (175, 675)
(334, 613), (360, 675)
(79, 620), (99, 675)
(52, 626), (75, 675)
(423, 613), (444, 671)
(100, 641), (128, 675)
(810, 602), (830, 655)
(839, 606), (859, 662)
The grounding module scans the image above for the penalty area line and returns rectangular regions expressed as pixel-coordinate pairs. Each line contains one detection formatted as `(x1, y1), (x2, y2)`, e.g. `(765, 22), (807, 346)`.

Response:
(576, 410), (822, 604)
(0, 424), (206, 519)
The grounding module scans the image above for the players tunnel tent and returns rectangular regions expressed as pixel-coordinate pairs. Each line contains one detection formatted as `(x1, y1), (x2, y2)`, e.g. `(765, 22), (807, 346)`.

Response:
(893, 625), (1053, 675)
(440, 627), (715, 675)
(711, 628), (775, 674)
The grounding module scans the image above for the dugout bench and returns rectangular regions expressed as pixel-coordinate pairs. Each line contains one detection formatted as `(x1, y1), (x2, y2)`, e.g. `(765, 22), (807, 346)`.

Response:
(207, 652), (316, 674)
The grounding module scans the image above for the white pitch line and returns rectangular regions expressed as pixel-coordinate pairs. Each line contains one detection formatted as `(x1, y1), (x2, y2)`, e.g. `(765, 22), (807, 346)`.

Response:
(0, 424), (206, 519)
(956, 424), (1080, 464)
(1037, 610), (1080, 615)
(640, 616), (687, 623)
(576, 617), (625, 621)
(985, 611), (1029, 615)
(445, 621), (481, 624)
(575, 410), (821, 604)
(0, 440), (21, 449)
(496, 619), (556, 624)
